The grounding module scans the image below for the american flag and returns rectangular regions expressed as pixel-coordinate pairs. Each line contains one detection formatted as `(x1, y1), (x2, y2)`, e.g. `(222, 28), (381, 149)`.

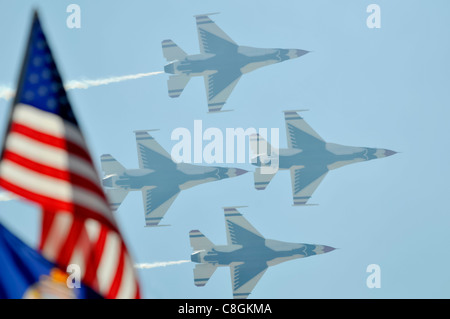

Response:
(0, 12), (140, 298)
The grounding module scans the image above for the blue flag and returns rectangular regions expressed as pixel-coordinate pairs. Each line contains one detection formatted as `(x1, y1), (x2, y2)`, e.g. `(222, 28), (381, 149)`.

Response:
(0, 223), (101, 299)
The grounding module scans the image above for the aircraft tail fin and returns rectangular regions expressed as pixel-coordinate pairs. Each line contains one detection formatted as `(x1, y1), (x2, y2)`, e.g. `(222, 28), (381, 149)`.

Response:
(162, 39), (187, 61)
(189, 230), (214, 251)
(167, 75), (190, 98)
(100, 154), (126, 175)
(193, 263), (217, 287)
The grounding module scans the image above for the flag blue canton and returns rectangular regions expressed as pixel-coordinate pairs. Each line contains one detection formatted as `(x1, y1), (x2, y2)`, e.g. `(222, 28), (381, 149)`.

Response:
(16, 14), (77, 125)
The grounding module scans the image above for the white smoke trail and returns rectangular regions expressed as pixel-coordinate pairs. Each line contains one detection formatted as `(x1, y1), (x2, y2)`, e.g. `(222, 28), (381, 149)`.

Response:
(64, 71), (164, 90)
(134, 260), (191, 269)
(0, 192), (18, 202)
(0, 71), (164, 101)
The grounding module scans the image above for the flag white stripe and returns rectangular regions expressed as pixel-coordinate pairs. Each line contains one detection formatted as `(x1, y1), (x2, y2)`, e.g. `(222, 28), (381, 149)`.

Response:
(96, 232), (121, 295)
(41, 213), (73, 261)
(67, 219), (91, 276)
(0, 160), (111, 216)
(68, 245), (87, 278)
(84, 218), (102, 243)
(1, 159), (72, 199)
(13, 104), (87, 149)
(5, 132), (99, 185)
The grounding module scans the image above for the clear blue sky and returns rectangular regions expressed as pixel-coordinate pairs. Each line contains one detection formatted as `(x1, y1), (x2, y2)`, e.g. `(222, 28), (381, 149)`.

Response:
(0, 0), (449, 298)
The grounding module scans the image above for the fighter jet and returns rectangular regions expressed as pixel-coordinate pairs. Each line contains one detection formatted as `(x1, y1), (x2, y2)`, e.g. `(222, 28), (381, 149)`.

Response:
(250, 110), (397, 206)
(100, 130), (247, 227)
(162, 13), (309, 113)
(190, 206), (335, 299)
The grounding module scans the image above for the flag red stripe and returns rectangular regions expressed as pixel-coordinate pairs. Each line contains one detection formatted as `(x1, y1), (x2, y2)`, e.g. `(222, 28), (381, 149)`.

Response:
(39, 209), (56, 251)
(2, 150), (105, 199)
(0, 177), (117, 232)
(56, 216), (84, 266)
(10, 122), (92, 163)
(83, 225), (108, 287)
(134, 286), (141, 299)
(106, 243), (125, 299)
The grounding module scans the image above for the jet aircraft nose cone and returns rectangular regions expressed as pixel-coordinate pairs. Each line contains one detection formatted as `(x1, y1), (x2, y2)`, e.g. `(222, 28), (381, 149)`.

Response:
(295, 49), (310, 57)
(384, 149), (397, 157)
(235, 168), (248, 176)
(323, 245), (336, 253)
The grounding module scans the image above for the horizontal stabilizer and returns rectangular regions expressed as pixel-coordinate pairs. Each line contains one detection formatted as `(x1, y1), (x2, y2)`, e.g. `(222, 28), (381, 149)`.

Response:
(189, 230), (214, 251)
(167, 75), (190, 98)
(100, 154), (126, 175)
(193, 263), (217, 287)
(253, 168), (277, 191)
(105, 188), (129, 212)
(161, 39), (187, 61)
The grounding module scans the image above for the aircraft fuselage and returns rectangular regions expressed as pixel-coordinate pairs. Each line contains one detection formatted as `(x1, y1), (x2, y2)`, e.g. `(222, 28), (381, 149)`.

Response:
(164, 46), (307, 77)
(191, 240), (331, 268)
(254, 143), (393, 171)
(102, 165), (246, 192)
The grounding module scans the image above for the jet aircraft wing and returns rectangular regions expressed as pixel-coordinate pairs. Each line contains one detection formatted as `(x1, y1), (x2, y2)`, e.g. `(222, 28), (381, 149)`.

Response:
(142, 185), (180, 227)
(284, 110), (325, 150)
(290, 165), (328, 206)
(193, 263), (217, 287)
(195, 14), (237, 54)
(134, 131), (175, 170)
(194, 14), (241, 112)
(230, 261), (268, 299)
(204, 71), (241, 112)
(223, 207), (264, 246)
